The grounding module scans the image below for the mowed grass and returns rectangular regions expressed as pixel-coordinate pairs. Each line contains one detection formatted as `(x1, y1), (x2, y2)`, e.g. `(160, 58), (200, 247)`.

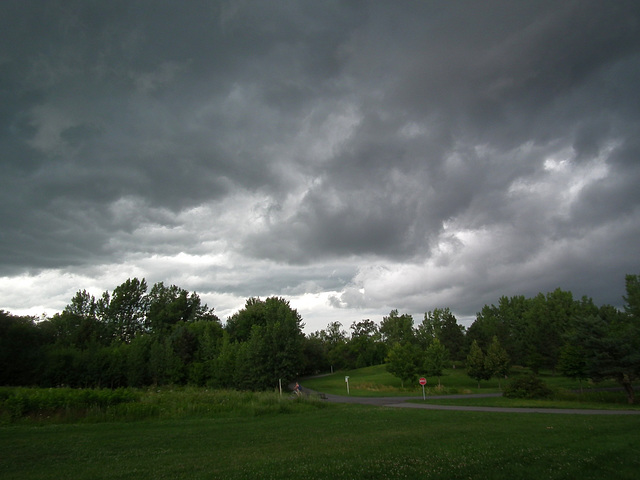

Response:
(2, 401), (639, 480)
(303, 364), (491, 396)
(2, 367), (639, 479)
(301, 364), (633, 406)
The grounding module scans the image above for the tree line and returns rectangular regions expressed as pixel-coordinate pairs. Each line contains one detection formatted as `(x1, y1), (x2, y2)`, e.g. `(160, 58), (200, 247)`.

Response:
(0, 280), (304, 391)
(1, 274), (638, 401)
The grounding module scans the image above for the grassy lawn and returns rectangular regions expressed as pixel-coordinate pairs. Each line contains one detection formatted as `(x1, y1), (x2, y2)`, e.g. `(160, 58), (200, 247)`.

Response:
(2, 401), (639, 479)
(412, 393), (640, 410)
(301, 364), (468, 397)
(2, 367), (639, 479)
(300, 364), (640, 411)
(300, 364), (623, 398)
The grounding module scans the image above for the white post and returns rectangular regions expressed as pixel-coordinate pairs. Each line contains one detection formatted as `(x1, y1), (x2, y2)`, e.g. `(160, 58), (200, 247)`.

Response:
(279, 378), (282, 397)
(345, 376), (350, 395)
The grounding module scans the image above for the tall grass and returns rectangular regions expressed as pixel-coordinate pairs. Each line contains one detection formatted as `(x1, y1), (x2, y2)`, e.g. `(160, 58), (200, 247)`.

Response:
(0, 387), (138, 422)
(0, 387), (327, 424)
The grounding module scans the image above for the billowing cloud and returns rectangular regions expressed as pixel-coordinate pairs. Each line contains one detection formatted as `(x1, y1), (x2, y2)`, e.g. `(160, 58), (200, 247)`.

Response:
(1, 1), (639, 332)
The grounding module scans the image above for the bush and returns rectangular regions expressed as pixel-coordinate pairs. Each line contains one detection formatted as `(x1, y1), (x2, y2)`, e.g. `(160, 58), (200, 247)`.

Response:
(503, 374), (553, 399)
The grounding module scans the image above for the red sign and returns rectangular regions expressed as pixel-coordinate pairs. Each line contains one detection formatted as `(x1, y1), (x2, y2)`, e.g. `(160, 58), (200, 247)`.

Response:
(419, 377), (427, 386)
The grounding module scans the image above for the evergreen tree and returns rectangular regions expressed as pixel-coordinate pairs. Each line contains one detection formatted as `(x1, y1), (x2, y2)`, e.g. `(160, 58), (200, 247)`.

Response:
(569, 300), (640, 404)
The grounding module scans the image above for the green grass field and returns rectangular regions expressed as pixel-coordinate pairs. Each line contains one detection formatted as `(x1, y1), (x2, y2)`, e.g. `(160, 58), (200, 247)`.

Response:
(300, 364), (631, 400)
(2, 400), (639, 479)
(302, 364), (501, 396)
(1, 367), (639, 479)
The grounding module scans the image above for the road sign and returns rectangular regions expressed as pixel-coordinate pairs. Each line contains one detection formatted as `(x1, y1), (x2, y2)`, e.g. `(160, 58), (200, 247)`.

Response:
(419, 377), (427, 400)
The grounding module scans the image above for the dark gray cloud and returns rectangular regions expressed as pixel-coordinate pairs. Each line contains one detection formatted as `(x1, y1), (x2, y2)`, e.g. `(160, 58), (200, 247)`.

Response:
(1, 0), (640, 330)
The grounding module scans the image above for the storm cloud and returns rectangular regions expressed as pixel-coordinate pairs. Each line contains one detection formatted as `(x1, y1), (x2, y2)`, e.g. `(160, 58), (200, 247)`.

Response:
(2, 0), (640, 330)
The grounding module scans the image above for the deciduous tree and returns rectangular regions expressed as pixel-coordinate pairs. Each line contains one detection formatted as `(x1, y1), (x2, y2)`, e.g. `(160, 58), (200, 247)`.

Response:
(466, 340), (491, 388)
(386, 342), (418, 388)
(484, 336), (510, 389)
(423, 337), (449, 386)
(380, 310), (414, 347)
(557, 342), (588, 393)
(418, 308), (465, 359)
(102, 278), (149, 343)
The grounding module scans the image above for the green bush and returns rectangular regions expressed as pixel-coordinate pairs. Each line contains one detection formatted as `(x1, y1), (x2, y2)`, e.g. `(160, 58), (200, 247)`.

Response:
(503, 374), (553, 399)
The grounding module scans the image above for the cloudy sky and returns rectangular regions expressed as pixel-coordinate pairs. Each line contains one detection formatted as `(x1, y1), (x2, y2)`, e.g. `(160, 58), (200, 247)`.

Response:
(2, 0), (640, 333)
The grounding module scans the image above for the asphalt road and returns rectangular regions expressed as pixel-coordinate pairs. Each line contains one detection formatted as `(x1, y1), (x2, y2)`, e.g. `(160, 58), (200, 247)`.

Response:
(308, 389), (640, 415)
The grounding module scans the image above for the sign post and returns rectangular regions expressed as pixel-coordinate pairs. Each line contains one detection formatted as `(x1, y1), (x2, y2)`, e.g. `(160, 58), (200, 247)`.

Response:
(419, 377), (427, 400)
(345, 376), (350, 395)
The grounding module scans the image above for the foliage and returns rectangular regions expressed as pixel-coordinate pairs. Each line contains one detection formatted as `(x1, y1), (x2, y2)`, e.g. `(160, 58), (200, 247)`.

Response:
(349, 319), (386, 368)
(417, 307), (466, 360)
(226, 297), (305, 390)
(567, 306), (640, 404)
(503, 374), (553, 399)
(556, 343), (588, 392)
(0, 281), (304, 391)
(0, 387), (327, 424)
(623, 273), (640, 319)
(423, 337), (449, 385)
(3, 273), (640, 399)
(379, 310), (414, 347)
(0, 311), (47, 385)
(312, 321), (350, 371)
(466, 290), (598, 370)
(484, 335), (511, 387)
(385, 342), (419, 387)
(466, 340), (491, 387)
(0, 387), (138, 421)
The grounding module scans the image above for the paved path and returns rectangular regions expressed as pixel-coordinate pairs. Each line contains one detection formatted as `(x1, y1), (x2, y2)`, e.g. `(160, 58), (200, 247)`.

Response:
(308, 389), (640, 415)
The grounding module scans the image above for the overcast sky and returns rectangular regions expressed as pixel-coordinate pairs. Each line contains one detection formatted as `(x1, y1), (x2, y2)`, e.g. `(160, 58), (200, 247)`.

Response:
(2, 0), (640, 333)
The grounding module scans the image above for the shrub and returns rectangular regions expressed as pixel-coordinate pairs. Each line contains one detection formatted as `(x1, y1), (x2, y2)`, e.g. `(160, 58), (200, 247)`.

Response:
(503, 374), (553, 399)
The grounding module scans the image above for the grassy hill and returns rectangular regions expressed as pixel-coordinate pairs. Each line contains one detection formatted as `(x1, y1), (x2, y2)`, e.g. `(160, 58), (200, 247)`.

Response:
(299, 364), (571, 396)
(299, 364), (638, 410)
